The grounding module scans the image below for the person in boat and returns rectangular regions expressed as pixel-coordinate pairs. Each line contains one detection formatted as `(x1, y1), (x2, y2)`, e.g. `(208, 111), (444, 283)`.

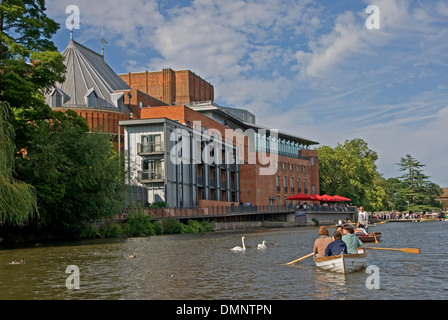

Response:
(342, 224), (364, 254)
(357, 206), (369, 232)
(313, 226), (333, 258)
(335, 225), (343, 235)
(325, 231), (347, 257)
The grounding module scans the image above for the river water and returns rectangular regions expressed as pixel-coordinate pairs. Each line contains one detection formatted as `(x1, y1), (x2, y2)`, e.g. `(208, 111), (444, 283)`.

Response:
(0, 221), (447, 300)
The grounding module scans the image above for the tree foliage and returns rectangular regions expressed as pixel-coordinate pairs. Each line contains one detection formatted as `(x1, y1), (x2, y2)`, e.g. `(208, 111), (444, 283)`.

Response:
(317, 138), (384, 210)
(0, 102), (37, 226)
(318, 140), (443, 212)
(391, 154), (443, 212)
(0, 1), (128, 241)
(0, 0), (66, 136)
(15, 110), (126, 238)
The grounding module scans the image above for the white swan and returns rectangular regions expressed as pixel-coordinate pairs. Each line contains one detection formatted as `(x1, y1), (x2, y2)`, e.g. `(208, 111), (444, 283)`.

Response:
(231, 236), (246, 252)
(257, 240), (267, 250)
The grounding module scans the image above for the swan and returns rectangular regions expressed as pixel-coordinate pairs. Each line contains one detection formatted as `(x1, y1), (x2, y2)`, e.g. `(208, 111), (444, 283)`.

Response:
(231, 236), (246, 252)
(9, 258), (25, 265)
(257, 240), (267, 250)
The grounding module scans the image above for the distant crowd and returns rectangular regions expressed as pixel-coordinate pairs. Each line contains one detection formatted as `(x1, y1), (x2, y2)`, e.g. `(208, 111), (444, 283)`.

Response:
(295, 202), (356, 212)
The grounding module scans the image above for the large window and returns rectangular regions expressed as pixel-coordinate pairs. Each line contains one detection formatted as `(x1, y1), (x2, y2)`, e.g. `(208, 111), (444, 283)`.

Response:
(141, 134), (162, 153)
(142, 159), (164, 180)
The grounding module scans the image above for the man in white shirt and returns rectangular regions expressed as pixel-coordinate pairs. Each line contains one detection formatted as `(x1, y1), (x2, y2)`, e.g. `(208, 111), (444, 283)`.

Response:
(357, 206), (369, 232)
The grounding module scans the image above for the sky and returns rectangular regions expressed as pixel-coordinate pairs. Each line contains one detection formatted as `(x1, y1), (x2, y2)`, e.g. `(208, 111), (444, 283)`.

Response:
(45, 0), (448, 187)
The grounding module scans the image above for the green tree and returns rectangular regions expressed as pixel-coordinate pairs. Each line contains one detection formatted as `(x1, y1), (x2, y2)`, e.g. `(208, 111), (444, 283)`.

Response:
(0, 0), (65, 141)
(15, 110), (126, 238)
(395, 154), (442, 211)
(317, 138), (386, 210)
(0, 102), (37, 226)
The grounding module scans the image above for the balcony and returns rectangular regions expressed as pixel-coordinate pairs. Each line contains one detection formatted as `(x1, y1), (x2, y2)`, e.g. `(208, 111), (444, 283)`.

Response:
(137, 170), (165, 183)
(137, 143), (164, 156)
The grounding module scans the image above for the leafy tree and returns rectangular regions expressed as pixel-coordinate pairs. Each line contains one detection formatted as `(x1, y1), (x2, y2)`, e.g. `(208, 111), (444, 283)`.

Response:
(317, 138), (386, 210)
(15, 110), (126, 238)
(0, 102), (37, 226)
(395, 154), (442, 211)
(0, 0), (65, 144)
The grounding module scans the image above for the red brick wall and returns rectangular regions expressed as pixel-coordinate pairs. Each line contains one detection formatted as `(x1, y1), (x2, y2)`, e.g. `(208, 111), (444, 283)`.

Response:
(239, 152), (319, 206)
(139, 105), (320, 207)
(119, 69), (214, 105)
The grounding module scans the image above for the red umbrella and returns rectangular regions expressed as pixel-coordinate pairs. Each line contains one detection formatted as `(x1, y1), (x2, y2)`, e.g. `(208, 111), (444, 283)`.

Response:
(309, 194), (322, 201)
(332, 195), (351, 202)
(320, 194), (335, 202)
(287, 193), (312, 201)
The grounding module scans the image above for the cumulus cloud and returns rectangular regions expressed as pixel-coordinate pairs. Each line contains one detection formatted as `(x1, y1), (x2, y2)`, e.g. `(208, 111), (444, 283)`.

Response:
(45, 0), (448, 186)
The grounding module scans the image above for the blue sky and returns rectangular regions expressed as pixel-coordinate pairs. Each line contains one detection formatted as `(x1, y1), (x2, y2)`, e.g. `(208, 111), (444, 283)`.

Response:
(46, 0), (448, 187)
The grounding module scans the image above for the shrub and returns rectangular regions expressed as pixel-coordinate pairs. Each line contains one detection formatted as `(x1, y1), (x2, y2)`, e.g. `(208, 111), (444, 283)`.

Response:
(161, 219), (181, 234)
(99, 222), (124, 238)
(125, 211), (154, 237)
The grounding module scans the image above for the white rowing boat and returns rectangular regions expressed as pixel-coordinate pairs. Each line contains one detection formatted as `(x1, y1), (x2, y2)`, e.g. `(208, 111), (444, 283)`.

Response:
(314, 251), (368, 274)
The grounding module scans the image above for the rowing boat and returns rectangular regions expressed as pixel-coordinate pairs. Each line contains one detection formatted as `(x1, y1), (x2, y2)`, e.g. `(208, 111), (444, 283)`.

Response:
(314, 251), (368, 274)
(355, 228), (382, 242)
(357, 232), (382, 242)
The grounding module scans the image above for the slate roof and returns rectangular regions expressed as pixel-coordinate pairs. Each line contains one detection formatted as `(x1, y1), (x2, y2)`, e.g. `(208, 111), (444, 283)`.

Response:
(45, 40), (131, 111)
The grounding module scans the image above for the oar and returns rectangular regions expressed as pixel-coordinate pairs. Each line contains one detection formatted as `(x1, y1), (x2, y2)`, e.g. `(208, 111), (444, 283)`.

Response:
(369, 247), (420, 254)
(282, 253), (314, 265)
(373, 233), (379, 244)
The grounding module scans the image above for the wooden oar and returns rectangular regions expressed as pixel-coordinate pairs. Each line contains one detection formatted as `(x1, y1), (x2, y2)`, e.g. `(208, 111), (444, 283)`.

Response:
(369, 247), (420, 254)
(373, 233), (379, 244)
(282, 253), (314, 265)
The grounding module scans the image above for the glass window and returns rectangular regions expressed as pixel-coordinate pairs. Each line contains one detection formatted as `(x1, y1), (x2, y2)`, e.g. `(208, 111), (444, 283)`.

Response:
(52, 92), (62, 107)
(141, 134), (162, 152)
(87, 92), (97, 108)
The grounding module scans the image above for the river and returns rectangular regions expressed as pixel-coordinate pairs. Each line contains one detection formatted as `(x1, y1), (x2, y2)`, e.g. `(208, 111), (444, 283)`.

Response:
(0, 221), (447, 300)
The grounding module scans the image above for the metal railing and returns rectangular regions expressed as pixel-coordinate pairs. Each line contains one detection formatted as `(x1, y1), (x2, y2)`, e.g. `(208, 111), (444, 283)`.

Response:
(142, 204), (294, 220)
(121, 204), (357, 220)
(137, 170), (165, 181)
(137, 142), (164, 154)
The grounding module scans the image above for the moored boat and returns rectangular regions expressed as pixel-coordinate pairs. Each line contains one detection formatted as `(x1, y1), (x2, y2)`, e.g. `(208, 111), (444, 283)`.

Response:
(314, 251), (368, 274)
(356, 231), (382, 242)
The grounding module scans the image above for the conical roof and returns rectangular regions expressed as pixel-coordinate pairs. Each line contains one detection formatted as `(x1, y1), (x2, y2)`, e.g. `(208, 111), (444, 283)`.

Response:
(45, 40), (131, 111)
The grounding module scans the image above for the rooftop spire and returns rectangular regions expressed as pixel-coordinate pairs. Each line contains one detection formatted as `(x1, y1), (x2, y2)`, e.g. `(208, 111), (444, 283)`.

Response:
(100, 25), (108, 57)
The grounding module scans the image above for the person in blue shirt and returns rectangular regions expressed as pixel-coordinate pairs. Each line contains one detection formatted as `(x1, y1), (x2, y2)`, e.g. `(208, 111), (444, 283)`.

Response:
(325, 231), (348, 256)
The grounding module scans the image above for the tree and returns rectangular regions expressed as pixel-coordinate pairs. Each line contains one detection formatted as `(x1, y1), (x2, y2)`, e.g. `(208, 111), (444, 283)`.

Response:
(0, 102), (37, 226)
(395, 154), (442, 211)
(15, 110), (126, 238)
(317, 138), (387, 210)
(0, 0), (65, 136)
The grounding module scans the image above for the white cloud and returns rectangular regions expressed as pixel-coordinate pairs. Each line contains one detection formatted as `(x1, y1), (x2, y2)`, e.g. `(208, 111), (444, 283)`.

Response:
(46, 0), (164, 47)
(45, 0), (448, 186)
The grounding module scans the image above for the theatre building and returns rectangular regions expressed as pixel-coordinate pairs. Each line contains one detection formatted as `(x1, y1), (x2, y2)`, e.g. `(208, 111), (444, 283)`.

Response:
(45, 38), (320, 209)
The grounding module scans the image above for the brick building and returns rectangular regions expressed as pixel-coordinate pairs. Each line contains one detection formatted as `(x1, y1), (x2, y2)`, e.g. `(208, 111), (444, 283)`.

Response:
(120, 101), (319, 208)
(46, 39), (320, 208)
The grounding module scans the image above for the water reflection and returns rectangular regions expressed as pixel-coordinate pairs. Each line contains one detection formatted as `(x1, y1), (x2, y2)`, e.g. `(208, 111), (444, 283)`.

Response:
(313, 270), (347, 299)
